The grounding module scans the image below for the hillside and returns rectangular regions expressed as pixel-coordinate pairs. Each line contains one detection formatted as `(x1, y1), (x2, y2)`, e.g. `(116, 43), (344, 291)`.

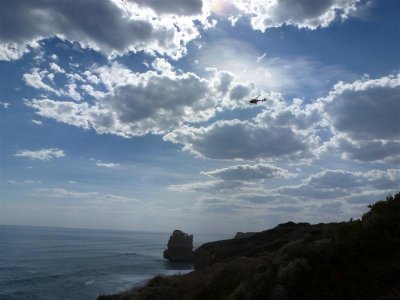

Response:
(98, 192), (400, 300)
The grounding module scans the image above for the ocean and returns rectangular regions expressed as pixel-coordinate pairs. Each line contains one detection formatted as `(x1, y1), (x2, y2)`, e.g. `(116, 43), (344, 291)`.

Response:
(0, 225), (229, 300)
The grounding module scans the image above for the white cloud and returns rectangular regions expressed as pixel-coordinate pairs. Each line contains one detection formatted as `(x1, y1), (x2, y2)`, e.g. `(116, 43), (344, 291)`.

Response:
(83, 71), (100, 85)
(34, 187), (139, 203)
(26, 99), (91, 129)
(232, 0), (360, 31)
(24, 179), (41, 184)
(65, 83), (82, 101)
(0, 42), (37, 61)
(0, 0), (210, 60)
(0, 101), (10, 109)
(7, 179), (41, 184)
(201, 163), (295, 180)
(96, 162), (120, 168)
(23, 68), (60, 95)
(25, 63), (222, 136)
(14, 148), (65, 160)
(66, 73), (85, 83)
(81, 84), (105, 99)
(32, 119), (43, 125)
(49, 62), (65, 74)
(170, 180), (252, 194)
(257, 52), (267, 63)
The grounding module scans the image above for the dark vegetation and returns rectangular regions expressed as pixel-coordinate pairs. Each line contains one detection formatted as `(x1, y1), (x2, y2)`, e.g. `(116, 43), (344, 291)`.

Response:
(98, 192), (400, 300)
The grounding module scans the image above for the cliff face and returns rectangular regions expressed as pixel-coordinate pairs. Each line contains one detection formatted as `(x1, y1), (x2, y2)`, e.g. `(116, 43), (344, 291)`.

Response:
(98, 192), (400, 300)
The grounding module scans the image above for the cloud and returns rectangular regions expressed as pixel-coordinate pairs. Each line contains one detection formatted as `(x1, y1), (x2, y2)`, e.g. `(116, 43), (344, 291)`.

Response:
(0, 0), (209, 60)
(14, 148), (65, 160)
(318, 73), (400, 163)
(277, 169), (400, 200)
(320, 135), (400, 164)
(0, 42), (37, 60)
(7, 179), (42, 184)
(23, 68), (60, 95)
(232, 0), (360, 31)
(0, 101), (10, 109)
(26, 63), (256, 136)
(32, 119), (43, 125)
(164, 119), (318, 160)
(83, 71), (100, 85)
(170, 180), (251, 194)
(65, 83), (82, 101)
(128, 0), (203, 16)
(26, 99), (91, 129)
(96, 162), (120, 168)
(323, 74), (400, 140)
(201, 163), (295, 180)
(49, 62), (65, 74)
(33, 187), (138, 203)
(81, 85), (105, 99)
(170, 163), (295, 195)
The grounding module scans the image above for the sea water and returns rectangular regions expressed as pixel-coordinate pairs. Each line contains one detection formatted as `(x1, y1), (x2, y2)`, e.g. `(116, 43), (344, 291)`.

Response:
(0, 225), (228, 300)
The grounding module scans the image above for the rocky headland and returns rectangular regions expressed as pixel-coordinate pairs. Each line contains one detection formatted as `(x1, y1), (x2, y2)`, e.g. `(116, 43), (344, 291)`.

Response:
(98, 192), (400, 300)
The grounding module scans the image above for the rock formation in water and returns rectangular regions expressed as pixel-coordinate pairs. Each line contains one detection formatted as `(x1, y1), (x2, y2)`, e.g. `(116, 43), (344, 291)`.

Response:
(163, 229), (193, 262)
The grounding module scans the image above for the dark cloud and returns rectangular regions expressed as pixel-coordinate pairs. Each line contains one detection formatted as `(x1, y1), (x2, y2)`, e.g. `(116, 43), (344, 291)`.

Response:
(278, 169), (400, 200)
(320, 74), (400, 163)
(129, 0), (203, 16)
(214, 71), (234, 95)
(233, 0), (360, 30)
(324, 78), (400, 140)
(164, 119), (317, 160)
(229, 84), (251, 100)
(325, 136), (400, 164)
(0, 0), (207, 60)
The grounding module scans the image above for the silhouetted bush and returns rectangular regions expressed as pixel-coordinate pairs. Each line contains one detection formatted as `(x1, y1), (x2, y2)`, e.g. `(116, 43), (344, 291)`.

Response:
(237, 192), (400, 300)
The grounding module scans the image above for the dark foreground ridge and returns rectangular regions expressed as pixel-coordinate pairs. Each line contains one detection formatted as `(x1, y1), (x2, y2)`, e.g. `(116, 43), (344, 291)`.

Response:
(98, 192), (400, 300)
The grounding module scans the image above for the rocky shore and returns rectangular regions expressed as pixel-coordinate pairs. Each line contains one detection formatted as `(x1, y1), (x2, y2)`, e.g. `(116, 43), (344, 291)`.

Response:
(98, 192), (400, 300)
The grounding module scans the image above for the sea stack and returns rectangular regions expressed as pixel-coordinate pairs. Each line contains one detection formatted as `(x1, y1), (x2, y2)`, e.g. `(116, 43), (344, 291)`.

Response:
(163, 230), (193, 262)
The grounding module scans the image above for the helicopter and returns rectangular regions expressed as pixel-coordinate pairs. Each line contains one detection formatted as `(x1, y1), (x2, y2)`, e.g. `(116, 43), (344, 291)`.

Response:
(249, 97), (266, 104)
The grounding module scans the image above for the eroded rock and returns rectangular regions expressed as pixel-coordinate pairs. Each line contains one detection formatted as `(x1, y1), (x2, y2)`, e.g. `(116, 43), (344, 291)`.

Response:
(163, 230), (193, 262)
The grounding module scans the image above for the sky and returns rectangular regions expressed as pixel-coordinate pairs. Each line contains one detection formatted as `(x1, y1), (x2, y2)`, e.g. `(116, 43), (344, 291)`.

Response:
(0, 0), (399, 235)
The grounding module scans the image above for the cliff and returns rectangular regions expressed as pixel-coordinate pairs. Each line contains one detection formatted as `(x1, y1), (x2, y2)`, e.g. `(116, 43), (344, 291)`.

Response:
(98, 192), (400, 300)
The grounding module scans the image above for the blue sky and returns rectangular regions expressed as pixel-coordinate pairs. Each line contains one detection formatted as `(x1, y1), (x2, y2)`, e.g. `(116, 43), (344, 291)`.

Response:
(0, 0), (399, 234)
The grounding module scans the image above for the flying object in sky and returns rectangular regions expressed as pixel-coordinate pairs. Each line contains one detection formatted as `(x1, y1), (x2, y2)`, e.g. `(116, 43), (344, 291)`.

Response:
(249, 98), (266, 104)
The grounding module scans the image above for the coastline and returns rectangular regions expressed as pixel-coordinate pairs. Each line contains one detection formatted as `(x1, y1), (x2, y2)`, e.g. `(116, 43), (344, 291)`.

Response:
(97, 193), (400, 300)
